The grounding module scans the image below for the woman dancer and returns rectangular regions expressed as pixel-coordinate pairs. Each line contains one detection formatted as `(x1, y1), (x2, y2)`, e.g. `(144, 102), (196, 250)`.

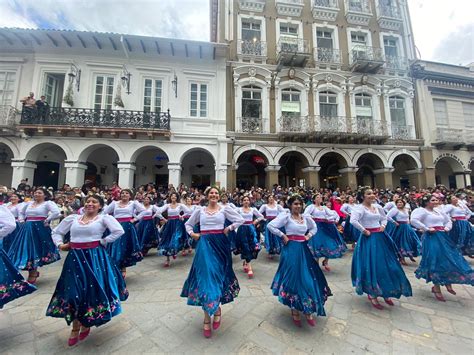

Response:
(304, 194), (346, 271)
(340, 195), (359, 249)
(104, 189), (144, 278)
(235, 196), (264, 278)
(268, 195), (331, 327)
(2, 193), (23, 253)
(259, 195), (285, 258)
(443, 195), (473, 257)
(383, 193), (401, 236)
(351, 187), (412, 310)
(182, 196), (198, 256)
(134, 195), (160, 256)
(386, 198), (422, 264)
(412, 195), (473, 301)
(8, 187), (61, 284)
(0, 205), (36, 309)
(158, 192), (191, 267)
(219, 193), (237, 252)
(46, 195), (128, 346)
(181, 187), (244, 338)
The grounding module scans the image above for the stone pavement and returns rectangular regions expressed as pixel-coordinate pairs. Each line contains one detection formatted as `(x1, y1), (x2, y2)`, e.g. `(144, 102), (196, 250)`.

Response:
(1, 249), (473, 354)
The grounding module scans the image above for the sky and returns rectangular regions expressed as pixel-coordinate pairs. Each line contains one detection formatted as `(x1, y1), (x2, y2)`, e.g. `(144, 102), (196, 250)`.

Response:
(0, 0), (472, 65)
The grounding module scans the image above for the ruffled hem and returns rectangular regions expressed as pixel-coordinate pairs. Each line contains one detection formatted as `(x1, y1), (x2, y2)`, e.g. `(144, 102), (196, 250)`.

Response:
(271, 284), (330, 316)
(0, 281), (37, 309)
(415, 270), (474, 286)
(21, 252), (61, 271)
(353, 279), (413, 299)
(309, 244), (347, 259)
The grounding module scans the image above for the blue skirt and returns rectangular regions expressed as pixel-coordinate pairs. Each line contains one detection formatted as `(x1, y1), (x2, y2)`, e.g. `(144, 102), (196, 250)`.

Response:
(343, 216), (359, 243)
(309, 222), (347, 259)
(385, 221), (397, 236)
(392, 223), (422, 257)
(415, 231), (474, 286)
(46, 245), (129, 327)
(449, 220), (474, 256)
(234, 224), (260, 262)
(8, 221), (60, 271)
(271, 240), (331, 315)
(136, 219), (159, 251)
(263, 220), (283, 255)
(107, 221), (143, 268)
(225, 219), (237, 252)
(181, 232), (240, 316)
(159, 218), (186, 256)
(2, 222), (20, 254)
(0, 249), (37, 309)
(351, 231), (412, 298)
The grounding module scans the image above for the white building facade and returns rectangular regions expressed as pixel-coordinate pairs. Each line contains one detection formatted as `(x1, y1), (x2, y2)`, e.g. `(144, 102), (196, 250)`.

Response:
(0, 28), (229, 190)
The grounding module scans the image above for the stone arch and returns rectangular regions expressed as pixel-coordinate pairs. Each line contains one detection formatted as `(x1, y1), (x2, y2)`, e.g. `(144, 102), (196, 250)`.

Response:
(234, 145), (274, 166)
(0, 138), (19, 159)
(129, 144), (171, 163)
(179, 147), (217, 165)
(77, 142), (125, 162)
(24, 141), (72, 161)
(314, 147), (351, 167)
(180, 147), (217, 189)
(77, 143), (122, 187)
(274, 146), (314, 167)
(433, 153), (466, 172)
(434, 154), (467, 189)
(318, 150), (350, 189)
(352, 149), (388, 167)
(388, 150), (422, 169)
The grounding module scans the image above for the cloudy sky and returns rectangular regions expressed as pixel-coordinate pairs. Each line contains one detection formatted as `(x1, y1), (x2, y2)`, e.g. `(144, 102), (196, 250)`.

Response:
(0, 0), (472, 65)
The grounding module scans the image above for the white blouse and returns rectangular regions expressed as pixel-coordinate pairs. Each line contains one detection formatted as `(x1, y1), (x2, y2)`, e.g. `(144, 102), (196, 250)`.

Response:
(411, 208), (452, 232)
(104, 200), (145, 219)
(52, 214), (124, 246)
(6, 202), (23, 219)
(219, 202), (237, 210)
(135, 205), (161, 221)
(340, 203), (356, 216)
(386, 208), (410, 223)
(267, 213), (317, 238)
(258, 204), (284, 218)
(185, 205), (244, 234)
(303, 204), (332, 220)
(183, 205), (199, 217)
(0, 205), (16, 238)
(158, 203), (191, 218)
(350, 204), (387, 232)
(238, 207), (264, 223)
(443, 204), (472, 218)
(19, 201), (61, 222)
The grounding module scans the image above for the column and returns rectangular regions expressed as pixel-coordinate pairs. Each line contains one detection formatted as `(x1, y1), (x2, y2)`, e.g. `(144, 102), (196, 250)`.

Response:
(10, 159), (37, 188)
(265, 165), (280, 190)
(465, 173), (472, 187)
(167, 162), (182, 188)
(338, 167), (358, 190)
(419, 148), (436, 188)
(117, 162), (136, 189)
(64, 161), (87, 187)
(374, 168), (394, 189)
(215, 165), (228, 189)
(406, 169), (424, 189)
(302, 166), (320, 189)
(227, 164), (238, 191)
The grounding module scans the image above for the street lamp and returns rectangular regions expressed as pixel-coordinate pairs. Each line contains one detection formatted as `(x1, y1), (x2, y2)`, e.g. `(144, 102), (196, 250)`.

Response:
(171, 71), (178, 98)
(121, 65), (132, 95)
(68, 63), (81, 91)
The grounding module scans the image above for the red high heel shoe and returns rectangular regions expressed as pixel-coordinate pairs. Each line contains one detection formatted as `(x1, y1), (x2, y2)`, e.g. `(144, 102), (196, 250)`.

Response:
(445, 286), (456, 295)
(78, 326), (91, 341)
(384, 298), (394, 306)
(368, 296), (384, 310)
(247, 270), (254, 279)
(431, 287), (446, 302)
(203, 321), (212, 338)
(28, 271), (40, 284)
(322, 260), (331, 272)
(291, 310), (302, 327)
(172, 255), (177, 260)
(68, 326), (81, 346)
(163, 261), (170, 268)
(243, 261), (249, 273)
(305, 314), (316, 327)
(213, 307), (221, 330)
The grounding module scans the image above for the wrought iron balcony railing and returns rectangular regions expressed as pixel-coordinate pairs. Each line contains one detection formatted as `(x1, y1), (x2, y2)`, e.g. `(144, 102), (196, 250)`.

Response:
(345, 0), (371, 14)
(385, 56), (409, 71)
(377, 4), (401, 19)
(433, 128), (466, 145)
(277, 37), (310, 54)
(238, 40), (267, 57)
(391, 125), (415, 140)
(278, 115), (311, 133)
(352, 117), (389, 136)
(20, 107), (171, 130)
(239, 116), (264, 133)
(314, 115), (350, 133)
(314, 47), (343, 65)
(0, 105), (18, 128)
(351, 45), (385, 64)
(314, 0), (339, 9)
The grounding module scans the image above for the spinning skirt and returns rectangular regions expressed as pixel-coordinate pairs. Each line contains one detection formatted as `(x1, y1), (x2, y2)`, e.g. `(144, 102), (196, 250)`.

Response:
(158, 218), (186, 257)
(107, 221), (143, 268)
(234, 224), (260, 262)
(308, 221), (347, 259)
(392, 223), (422, 257)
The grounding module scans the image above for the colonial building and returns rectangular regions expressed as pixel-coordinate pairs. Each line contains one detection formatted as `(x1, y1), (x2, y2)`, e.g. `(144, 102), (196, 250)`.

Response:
(412, 60), (474, 189)
(211, 0), (436, 190)
(0, 28), (229, 189)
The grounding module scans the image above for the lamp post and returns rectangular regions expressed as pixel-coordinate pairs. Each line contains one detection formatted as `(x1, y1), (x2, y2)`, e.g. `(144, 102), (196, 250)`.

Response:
(121, 65), (132, 95)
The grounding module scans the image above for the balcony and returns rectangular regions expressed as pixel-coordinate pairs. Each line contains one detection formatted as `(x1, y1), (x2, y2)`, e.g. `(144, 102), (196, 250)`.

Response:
(433, 128), (467, 148)
(314, 116), (351, 135)
(345, 0), (372, 26)
(385, 55), (409, 73)
(377, 4), (402, 30)
(390, 125), (416, 140)
(239, 116), (264, 134)
(19, 107), (171, 138)
(352, 118), (389, 138)
(350, 45), (385, 73)
(238, 0), (265, 12)
(0, 105), (18, 135)
(275, 0), (304, 17)
(237, 40), (267, 59)
(312, 0), (339, 21)
(278, 115), (311, 135)
(314, 47), (343, 69)
(277, 37), (311, 68)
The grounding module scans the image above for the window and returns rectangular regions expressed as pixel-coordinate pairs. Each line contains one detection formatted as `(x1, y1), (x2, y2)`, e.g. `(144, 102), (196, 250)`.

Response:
(190, 83), (207, 117)
(463, 102), (474, 127)
(242, 85), (262, 118)
(349, 0), (363, 11)
(351, 32), (368, 59)
(351, 33), (367, 46)
(355, 93), (372, 119)
(242, 20), (261, 42)
(43, 73), (65, 107)
(0, 71), (16, 106)
(384, 38), (398, 57)
(280, 23), (299, 52)
(280, 24), (298, 37)
(389, 96), (406, 126)
(143, 79), (162, 113)
(94, 75), (114, 110)
(319, 91), (338, 117)
(317, 30), (333, 49)
(433, 99), (448, 125)
(281, 88), (301, 117)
